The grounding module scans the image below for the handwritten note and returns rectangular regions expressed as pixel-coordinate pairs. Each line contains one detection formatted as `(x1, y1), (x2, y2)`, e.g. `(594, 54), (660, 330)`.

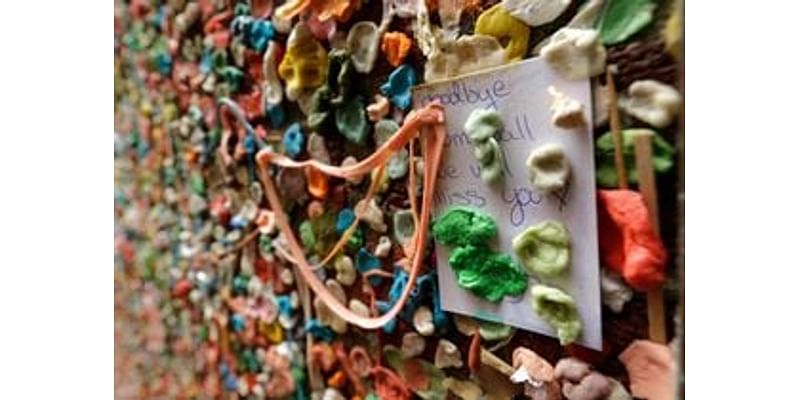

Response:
(413, 57), (602, 349)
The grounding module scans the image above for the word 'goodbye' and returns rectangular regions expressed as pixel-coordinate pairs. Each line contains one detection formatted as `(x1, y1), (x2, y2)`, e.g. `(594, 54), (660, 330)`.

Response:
(419, 79), (511, 110)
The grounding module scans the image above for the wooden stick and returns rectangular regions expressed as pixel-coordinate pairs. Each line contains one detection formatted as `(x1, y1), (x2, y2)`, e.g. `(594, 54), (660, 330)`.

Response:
(607, 68), (628, 189)
(633, 130), (667, 344)
(480, 347), (516, 377)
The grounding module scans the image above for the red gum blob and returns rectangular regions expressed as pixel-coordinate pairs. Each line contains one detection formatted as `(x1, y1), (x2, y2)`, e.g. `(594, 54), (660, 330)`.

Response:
(597, 190), (667, 291)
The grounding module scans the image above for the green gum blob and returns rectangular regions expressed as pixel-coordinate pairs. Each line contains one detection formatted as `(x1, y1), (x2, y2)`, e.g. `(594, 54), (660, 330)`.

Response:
(512, 220), (571, 278)
(478, 319), (514, 341)
(474, 138), (504, 184)
(393, 209), (415, 245)
(449, 244), (528, 302)
(434, 207), (528, 302)
(595, 129), (674, 187)
(299, 220), (316, 250)
(464, 109), (506, 184)
(335, 96), (368, 144)
(432, 207), (498, 247)
(530, 284), (582, 345)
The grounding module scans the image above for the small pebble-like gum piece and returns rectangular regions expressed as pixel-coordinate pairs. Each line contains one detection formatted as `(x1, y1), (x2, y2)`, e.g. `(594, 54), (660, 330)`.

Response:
(434, 339), (464, 369)
(432, 206), (498, 247)
(340, 156), (364, 184)
(373, 119), (400, 145)
(530, 284), (582, 345)
(355, 198), (387, 232)
(262, 41), (283, 106)
(424, 34), (506, 82)
(355, 248), (383, 285)
(475, 3), (530, 61)
(374, 235), (392, 258)
(306, 133), (331, 163)
(412, 305), (435, 336)
(381, 31), (412, 67)
(512, 346), (556, 382)
(374, 118), (408, 178)
(278, 23), (329, 101)
(314, 279), (348, 334)
(401, 332), (426, 358)
(306, 166), (329, 199)
(618, 340), (675, 400)
(618, 80), (682, 128)
(541, 28), (606, 80)
(513, 220), (571, 277)
(526, 143), (571, 194)
(283, 122), (305, 158)
(348, 298), (370, 317)
(500, 0), (571, 27)
(549, 85), (587, 129)
(380, 64), (417, 110)
(366, 95), (390, 121)
(392, 209), (415, 246)
(346, 21), (380, 73)
(335, 96), (368, 144)
(601, 268), (632, 313)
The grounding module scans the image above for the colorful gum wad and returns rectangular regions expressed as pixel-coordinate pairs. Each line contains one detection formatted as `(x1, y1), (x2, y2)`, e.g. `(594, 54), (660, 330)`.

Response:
(374, 119), (409, 179)
(229, 15), (275, 53)
(474, 3), (530, 62)
(347, 21), (380, 73)
(530, 284), (582, 345)
(305, 166), (329, 199)
(335, 95), (368, 144)
(278, 22), (328, 101)
(282, 122), (305, 158)
(381, 31), (412, 67)
(512, 220), (571, 278)
(380, 64), (417, 111)
(597, 189), (667, 291)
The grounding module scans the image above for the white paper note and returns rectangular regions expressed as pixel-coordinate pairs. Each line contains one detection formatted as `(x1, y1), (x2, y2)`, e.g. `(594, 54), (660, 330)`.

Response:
(412, 57), (602, 349)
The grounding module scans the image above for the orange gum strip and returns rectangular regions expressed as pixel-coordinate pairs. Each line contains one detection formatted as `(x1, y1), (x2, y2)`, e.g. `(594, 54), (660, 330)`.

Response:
(255, 103), (446, 329)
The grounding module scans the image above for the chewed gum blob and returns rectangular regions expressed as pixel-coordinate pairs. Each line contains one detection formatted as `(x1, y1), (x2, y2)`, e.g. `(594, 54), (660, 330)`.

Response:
(380, 64), (417, 110)
(526, 143), (570, 194)
(278, 23), (329, 101)
(512, 220), (571, 277)
(464, 108), (506, 184)
(530, 284), (582, 345)
(475, 3), (530, 61)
